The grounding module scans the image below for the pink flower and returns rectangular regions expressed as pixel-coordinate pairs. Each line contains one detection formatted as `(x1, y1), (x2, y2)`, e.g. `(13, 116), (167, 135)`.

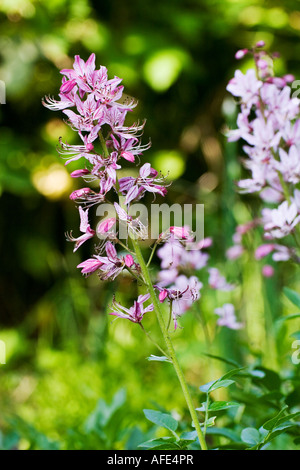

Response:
(77, 256), (104, 275)
(262, 265), (274, 277)
(226, 69), (262, 108)
(119, 163), (167, 205)
(169, 226), (191, 240)
(208, 268), (235, 291)
(226, 244), (244, 260)
(262, 201), (300, 239)
(109, 294), (154, 324)
(214, 304), (243, 330)
(275, 146), (300, 184)
(66, 206), (95, 251)
(110, 134), (151, 163)
(280, 120), (300, 147)
(155, 275), (202, 330)
(96, 241), (127, 280)
(97, 217), (116, 235)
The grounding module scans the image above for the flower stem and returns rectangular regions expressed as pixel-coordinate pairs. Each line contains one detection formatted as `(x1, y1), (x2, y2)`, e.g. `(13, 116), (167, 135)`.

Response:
(99, 130), (109, 158)
(146, 241), (158, 267)
(139, 323), (170, 358)
(130, 236), (208, 450)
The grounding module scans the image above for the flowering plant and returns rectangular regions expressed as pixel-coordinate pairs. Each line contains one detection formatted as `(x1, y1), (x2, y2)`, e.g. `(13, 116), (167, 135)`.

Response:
(43, 53), (245, 450)
(226, 41), (300, 268)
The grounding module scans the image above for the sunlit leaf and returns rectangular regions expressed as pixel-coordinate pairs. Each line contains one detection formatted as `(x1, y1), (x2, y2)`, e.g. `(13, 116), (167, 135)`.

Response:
(143, 409), (178, 432)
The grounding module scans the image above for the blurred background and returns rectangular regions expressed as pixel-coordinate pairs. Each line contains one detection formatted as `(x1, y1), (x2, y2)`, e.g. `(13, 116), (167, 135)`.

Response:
(1, 0), (300, 450)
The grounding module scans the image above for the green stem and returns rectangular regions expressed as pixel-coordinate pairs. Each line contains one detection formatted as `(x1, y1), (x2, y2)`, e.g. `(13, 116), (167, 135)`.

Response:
(146, 241), (158, 267)
(125, 266), (147, 286)
(139, 323), (170, 359)
(99, 130), (109, 157)
(131, 236), (208, 450)
(203, 393), (210, 437)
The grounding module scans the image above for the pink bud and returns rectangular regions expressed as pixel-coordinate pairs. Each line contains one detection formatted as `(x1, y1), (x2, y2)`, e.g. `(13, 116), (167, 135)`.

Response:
(70, 169), (90, 178)
(257, 59), (268, 70)
(198, 237), (213, 249)
(125, 254), (134, 267)
(235, 49), (248, 60)
(255, 244), (275, 260)
(158, 289), (168, 303)
(256, 40), (265, 48)
(69, 188), (92, 200)
(268, 77), (286, 87)
(283, 74), (295, 84)
(262, 265), (274, 278)
(226, 245), (244, 260)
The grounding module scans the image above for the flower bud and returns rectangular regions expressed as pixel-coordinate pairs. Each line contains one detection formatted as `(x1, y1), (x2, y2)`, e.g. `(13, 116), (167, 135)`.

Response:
(255, 244), (274, 260)
(235, 49), (248, 60)
(262, 265), (274, 277)
(70, 169), (90, 178)
(69, 188), (92, 200)
(125, 254), (134, 267)
(158, 289), (168, 303)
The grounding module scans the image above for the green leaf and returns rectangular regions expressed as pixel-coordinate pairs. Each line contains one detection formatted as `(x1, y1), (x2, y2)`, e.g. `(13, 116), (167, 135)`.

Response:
(201, 353), (241, 368)
(197, 401), (240, 412)
(291, 331), (300, 340)
(180, 431), (198, 441)
(147, 355), (171, 363)
(219, 367), (246, 380)
(276, 313), (300, 323)
(206, 427), (242, 443)
(143, 409), (178, 432)
(246, 369), (265, 379)
(283, 287), (300, 309)
(263, 424), (299, 445)
(262, 406), (289, 431)
(199, 379), (235, 393)
(241, 427), (261, 446)
(252, 367), (281, 391)
(138, 437), (180, 450)
(201, 416), (216, 428)
(84, 388), (127, 431)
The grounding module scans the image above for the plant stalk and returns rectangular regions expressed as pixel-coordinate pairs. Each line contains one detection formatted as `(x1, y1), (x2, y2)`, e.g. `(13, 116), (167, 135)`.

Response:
(131, 236), (208, 450)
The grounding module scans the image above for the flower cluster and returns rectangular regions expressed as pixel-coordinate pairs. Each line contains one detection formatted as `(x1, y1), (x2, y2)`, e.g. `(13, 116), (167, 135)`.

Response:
(43, 53), (151, 204)
(43, 54), (241, 332)
(226, 42), (300, 268)
(154, 233), (237, 330)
